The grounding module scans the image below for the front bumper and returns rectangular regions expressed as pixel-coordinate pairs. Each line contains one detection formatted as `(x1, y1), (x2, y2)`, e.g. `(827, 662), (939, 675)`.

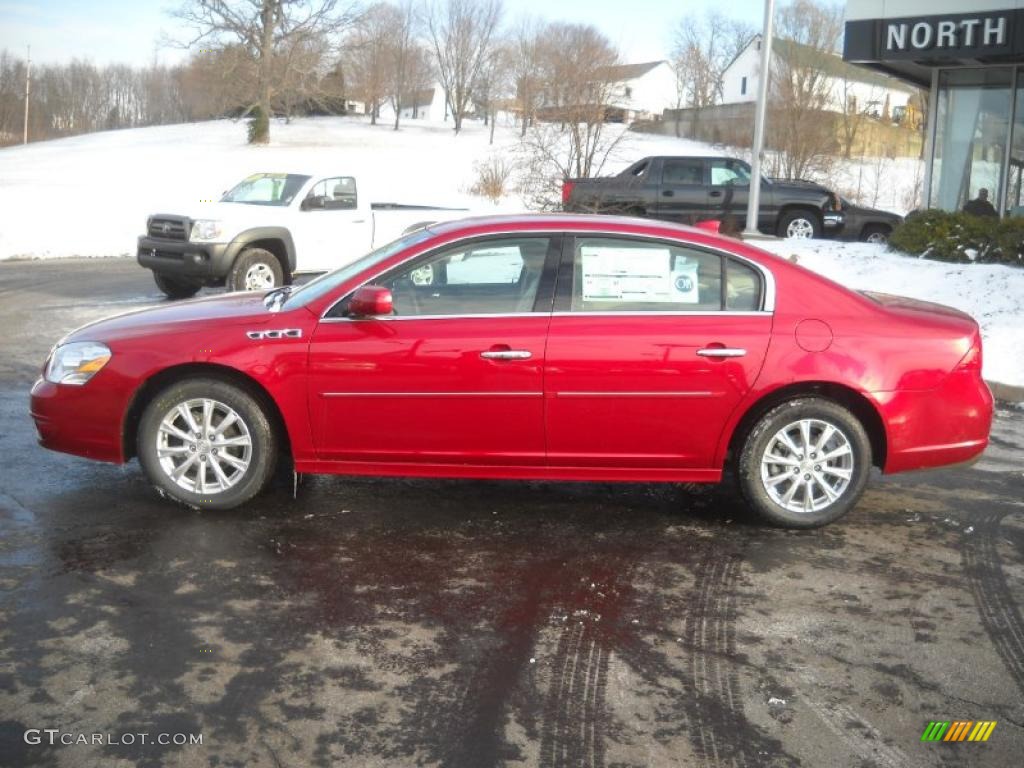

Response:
(30, 377), (127, 464)
(137, 236), (231, 279)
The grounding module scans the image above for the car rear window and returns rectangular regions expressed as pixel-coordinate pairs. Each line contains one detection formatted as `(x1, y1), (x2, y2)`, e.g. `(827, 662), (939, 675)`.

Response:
(569, 237), (762, 313)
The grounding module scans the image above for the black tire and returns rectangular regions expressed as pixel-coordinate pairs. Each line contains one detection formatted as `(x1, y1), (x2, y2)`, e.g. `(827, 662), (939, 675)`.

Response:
(137, 378), (278, 510)
(777, 209), (822, 239)
(860, 224), (891, 244)
(153, 272), (201, 300)
(737, 397), (871, 528)
(227, 247), (284, 292)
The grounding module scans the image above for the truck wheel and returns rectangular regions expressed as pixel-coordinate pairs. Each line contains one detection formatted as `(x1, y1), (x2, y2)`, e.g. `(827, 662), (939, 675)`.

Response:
(778, 210), (822, 239)
(137, 377), (278, 510)
(736, 397), (871, 528)
(228, 248), (284, 292)
(860, 224), (891, 244)
(153, 273), (201, 300)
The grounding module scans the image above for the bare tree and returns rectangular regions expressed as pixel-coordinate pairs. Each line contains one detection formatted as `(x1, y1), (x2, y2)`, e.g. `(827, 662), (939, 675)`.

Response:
(473, 39), (513, 144)
(386, 0), (419, 130)
(768, 0), (844, 179)
(510, 16), (543, 136)
(425, 0), (503, 133)
(670, 11), (755, 135)
(517, 23), (625, 208)
(344, 3), (399, 125)
(170, 0), (358, 143)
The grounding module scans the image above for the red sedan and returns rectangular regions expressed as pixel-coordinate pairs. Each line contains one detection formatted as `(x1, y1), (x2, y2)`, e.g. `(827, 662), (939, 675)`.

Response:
(30, 215), (993, 527)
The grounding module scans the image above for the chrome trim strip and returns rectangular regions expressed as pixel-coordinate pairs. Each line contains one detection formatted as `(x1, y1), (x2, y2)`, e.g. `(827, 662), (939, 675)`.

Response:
(555, 391), (718, 398)
(321, 391), (543, 398)
(320, 310), (771, 323)
(320, 227), (777, 318)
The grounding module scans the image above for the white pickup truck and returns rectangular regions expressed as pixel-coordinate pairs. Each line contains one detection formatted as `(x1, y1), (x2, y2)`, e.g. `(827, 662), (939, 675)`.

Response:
(137, 172), (465, 298)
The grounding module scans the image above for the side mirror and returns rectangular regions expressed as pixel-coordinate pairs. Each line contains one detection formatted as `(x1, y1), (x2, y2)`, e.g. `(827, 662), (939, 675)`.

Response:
(300, 196), (325, 211)
(349, 285), (393, 317)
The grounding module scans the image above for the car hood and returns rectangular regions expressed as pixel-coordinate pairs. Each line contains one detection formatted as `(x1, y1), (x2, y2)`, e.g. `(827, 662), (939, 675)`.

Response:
(154, 201), (292, 224)
(62, 291), (273, 345)
(846, 203), (902, 221)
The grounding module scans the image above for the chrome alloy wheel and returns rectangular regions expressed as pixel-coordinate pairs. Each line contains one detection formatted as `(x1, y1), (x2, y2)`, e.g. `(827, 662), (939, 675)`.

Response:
(865, 231), (888, 244)
(759, 418), (854, 514)
(244, 262), (277, 290)
(156, 398), (253, 494)
(785, 217), (815, 239)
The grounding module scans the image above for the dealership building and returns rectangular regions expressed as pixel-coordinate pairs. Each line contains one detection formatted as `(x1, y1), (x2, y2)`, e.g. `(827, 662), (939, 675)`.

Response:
(844, 0), (1024, 215)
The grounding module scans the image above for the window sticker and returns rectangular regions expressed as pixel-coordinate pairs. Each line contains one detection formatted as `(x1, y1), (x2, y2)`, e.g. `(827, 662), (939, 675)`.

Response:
(581, 247), (699, 304)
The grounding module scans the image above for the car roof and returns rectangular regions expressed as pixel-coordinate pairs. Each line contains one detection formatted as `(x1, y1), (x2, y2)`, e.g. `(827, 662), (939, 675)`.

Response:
(425, 213), (710, 237)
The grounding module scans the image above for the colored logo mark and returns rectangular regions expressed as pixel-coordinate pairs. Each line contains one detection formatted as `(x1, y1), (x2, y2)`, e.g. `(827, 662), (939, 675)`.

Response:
(921, 721), (997, 742)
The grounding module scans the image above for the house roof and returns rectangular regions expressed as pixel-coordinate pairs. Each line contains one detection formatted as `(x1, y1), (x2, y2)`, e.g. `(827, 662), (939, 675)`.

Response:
(734, 35), (915, 93)
(597, 61), (666, 83)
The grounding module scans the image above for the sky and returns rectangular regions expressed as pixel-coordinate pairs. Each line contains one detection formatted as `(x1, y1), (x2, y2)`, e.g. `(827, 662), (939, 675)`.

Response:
(0, 0), (771, 67)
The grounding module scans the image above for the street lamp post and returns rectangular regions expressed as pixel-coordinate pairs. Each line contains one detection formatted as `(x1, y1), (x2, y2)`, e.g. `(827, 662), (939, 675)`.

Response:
(743, 0), (776, 237)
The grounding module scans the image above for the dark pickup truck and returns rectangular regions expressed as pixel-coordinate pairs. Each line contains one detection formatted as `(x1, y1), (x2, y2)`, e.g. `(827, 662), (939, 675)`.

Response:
(563, 156), (848, 239)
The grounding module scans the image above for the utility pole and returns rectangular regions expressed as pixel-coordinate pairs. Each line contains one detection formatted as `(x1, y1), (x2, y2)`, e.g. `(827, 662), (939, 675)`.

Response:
(743, 0), (775, 237)
(23, 45), (31, 144)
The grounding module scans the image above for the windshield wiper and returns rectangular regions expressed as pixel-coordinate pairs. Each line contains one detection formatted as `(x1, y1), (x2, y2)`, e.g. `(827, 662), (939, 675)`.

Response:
(263, 285), (294, 312)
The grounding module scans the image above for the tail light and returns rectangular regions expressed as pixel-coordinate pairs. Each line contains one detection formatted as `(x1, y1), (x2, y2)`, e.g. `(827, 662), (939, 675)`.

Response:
(562, 180), (575, 205)
(955, 339), (983, 372)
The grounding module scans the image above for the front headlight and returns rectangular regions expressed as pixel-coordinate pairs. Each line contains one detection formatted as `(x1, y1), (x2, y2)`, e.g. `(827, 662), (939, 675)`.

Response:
(44, 342), (111, 385)
(190, 219), (223, 242)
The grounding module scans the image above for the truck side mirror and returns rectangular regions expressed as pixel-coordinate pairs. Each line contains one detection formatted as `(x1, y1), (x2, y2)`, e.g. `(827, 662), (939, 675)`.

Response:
(349, 285), (393, 317)
(300, 196), (325, 211)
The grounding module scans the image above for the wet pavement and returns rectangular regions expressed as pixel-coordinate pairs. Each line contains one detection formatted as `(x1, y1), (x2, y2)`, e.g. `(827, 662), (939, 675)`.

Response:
(1, 259), (1022, 767)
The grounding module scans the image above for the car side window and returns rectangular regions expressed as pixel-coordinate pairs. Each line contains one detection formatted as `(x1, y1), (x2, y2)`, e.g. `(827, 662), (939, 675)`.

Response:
(373, 237), (551, 317)
(570, 237), (723, 312)
(725, 258), (762, 310)
(662, 159), (704, 185)
(305, 177), (357, 210)
(709, 159), (751, 186)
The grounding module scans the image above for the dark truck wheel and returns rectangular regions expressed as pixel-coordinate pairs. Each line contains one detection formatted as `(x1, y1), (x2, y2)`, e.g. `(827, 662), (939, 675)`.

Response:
(778, 210), (822, 239)
(228, 248), (284, 292)
(137, 378), (278, 509)
(154, 273), (201, 300)
(860, 224), (891, 244)
(737, 397), (871, 528)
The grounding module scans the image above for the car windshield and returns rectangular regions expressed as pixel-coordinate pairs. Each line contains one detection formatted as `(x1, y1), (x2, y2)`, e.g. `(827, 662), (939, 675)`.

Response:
(280, 228), (435, 311)
(221, 173), (311, 206)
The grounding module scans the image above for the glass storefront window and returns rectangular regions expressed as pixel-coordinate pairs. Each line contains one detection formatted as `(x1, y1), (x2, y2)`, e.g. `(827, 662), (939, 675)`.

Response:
(1006, 69), (1024, 215)
(929, 68), (1012, 213)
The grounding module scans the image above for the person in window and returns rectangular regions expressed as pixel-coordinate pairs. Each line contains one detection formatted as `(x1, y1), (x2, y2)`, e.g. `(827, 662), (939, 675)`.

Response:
(964, 189), (998, 218)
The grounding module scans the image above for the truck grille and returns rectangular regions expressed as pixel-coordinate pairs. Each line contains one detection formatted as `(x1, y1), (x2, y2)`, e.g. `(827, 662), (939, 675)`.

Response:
(148, 217), (189, 241)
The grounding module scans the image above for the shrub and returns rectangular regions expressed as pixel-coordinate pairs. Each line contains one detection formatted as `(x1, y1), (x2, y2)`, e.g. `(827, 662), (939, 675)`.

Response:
(889, 210), (1024, 267)
(470, 156), (513, 203)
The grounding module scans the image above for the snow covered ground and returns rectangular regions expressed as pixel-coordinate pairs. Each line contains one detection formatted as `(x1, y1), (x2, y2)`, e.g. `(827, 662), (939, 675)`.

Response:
(0, 116), (1020, 387)
(757, 238), (1024, 390)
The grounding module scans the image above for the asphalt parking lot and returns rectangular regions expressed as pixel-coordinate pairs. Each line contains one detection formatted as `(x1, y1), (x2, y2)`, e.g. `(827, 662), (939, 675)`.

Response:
(1, 258), (1022, 768)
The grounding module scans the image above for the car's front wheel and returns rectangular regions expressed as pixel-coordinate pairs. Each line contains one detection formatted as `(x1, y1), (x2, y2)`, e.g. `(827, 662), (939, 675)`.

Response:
(737, 397), (871, 528)
(137, 378), (278, 509)
(778, 210), (822, 239)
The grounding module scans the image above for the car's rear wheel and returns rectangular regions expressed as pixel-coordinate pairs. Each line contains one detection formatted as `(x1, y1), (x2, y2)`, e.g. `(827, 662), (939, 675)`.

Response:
(860, 224), (891, 244)
(778, 210), (822, 239)
(228, 248), (284, 292)
(137, 378), (278, 509)
(737, 397), (871, 528)
(153, 273), (201, 300)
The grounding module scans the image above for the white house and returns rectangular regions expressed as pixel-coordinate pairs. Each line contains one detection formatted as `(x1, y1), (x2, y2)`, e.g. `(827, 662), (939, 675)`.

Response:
(720, 35), (915, 120)
(599, 61), (678, 122)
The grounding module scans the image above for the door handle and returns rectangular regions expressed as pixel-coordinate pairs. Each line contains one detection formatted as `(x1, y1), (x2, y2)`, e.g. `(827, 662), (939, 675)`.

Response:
(710, 190), (723, 198)
(662, 189), (675, 197)
(480, 349), (532, 360)
(697, 347), (747, 358)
